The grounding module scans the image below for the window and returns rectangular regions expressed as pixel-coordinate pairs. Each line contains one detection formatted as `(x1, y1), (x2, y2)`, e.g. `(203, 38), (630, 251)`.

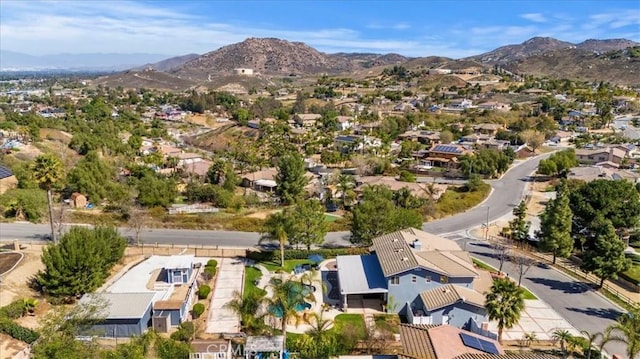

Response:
(425, 276), (431, 283)
(440, 276), (448, 284)
(390, 276), (400, 285)
(412, 276), (417, 283)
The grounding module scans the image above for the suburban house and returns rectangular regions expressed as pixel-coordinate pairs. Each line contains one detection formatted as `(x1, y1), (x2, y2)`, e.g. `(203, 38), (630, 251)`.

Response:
(575, 147), (627, 167)
(449, 99), (473, 109)
(335, 229), (489, 336)
(241, 167), (316, 193)
(418, 144), (472, 168)
(336, 116), (353, 130)
(182, 159), (213, 178)
(473, 123), (504, 136)
(77, 292), (156, 338)
(398, 130), (441, 146)
(78, 255), (202, 337)
(293, 113), (322, 128)
(567, 166), (640, 184)
(0, 164), (18, 194)
(176, 152), (204, 166)
(396, 324), (556, 359)
(355, 176), (445, 200)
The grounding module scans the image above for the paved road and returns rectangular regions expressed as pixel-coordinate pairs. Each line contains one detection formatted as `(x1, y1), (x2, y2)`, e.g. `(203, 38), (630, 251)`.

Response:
(0, 154), (548, 246)
(457, 235), (627, 357)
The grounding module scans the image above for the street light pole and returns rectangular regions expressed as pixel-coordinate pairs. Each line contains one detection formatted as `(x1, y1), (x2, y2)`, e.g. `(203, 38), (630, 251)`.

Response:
(485, 206), (490, 241)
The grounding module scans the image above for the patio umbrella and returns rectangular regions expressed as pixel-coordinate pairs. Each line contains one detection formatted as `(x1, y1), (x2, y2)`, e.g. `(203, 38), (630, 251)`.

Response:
(307, 254), (324, 264)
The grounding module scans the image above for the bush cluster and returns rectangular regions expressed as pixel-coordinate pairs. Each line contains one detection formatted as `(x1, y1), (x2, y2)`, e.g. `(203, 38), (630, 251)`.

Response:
(197, 285), (211, 299)
(0, 300), (26, 319)
(0, 317), (40, 344)
(192, 303), (205, 318)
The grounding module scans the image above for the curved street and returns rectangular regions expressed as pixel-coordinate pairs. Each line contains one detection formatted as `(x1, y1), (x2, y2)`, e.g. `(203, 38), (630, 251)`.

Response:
(0, 152), (633, 356)
(0, 153), (548, 246)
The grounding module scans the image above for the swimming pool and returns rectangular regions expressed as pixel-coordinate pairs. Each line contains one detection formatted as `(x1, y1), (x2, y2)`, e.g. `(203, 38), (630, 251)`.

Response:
(269, 301), (312, 318)
(267, 281), (315, 317)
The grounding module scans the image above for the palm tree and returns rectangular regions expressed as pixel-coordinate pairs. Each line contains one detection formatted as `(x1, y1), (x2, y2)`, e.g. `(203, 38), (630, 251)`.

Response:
(580, 330), (608, 359)
(224, 290), (267, 335)
(299, 312), (337, 358)
(522, 332), (538, 348)
(32, 154), (64, 243)
(261, 212), (291, 268)
(607, 307), (640, 359)
(484, 278), (525, 343)
(337, 174), (354, 208)
(266, 279), (308, 348)
(552, 329), (573, 358)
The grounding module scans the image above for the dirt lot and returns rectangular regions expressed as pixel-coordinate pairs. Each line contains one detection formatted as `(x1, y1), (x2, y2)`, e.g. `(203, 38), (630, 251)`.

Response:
(1, 333), (29, 359)
(0, 252), (23, 275)
(0, 245), (44, 307)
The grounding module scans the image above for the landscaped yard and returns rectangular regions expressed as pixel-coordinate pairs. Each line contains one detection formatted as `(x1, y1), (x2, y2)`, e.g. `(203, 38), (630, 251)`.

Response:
(621, 263), (640, 286)
(435, 184), (491, 218)
(259, 259), (311, 273)
(374, 314), (400, 334)
(332, 314), (366, 339)
(0, 252), (23, 275)
(244, 266), (266, 298)
(472, 258), (537, 300)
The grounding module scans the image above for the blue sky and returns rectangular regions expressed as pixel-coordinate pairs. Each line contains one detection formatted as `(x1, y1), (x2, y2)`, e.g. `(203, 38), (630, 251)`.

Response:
(1, 0), (639, 58)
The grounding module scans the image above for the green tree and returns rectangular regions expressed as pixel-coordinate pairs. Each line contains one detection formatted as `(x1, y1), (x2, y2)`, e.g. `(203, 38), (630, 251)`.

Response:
(266, 279), (312, 348)
(508, 200), (530, 245)
(66, 151), (117, 202)
(35, 226), (126, 299)
(570, 179), (640, 249)
(485, 278), (525, 343)
(538, 182), (574, 264)
(289, 199), (328, 250)
(607, 306), (640, 359)
(224, 290), (268, 335)
(262, 211), (292, 267)
(32, 154), (64, 242)
(0, 188), (47, 222)
(136, 174), (176, 208)
(350, 185), (423, 245)
(293, 312), (339, 359)
(581, 219), (632, 288)
(337, 174), (355, 208)
(552, 329), (574, 358)
(275, 151), (309, 205)
(520, 129), (545, 153)
(155, 338), (191, 359)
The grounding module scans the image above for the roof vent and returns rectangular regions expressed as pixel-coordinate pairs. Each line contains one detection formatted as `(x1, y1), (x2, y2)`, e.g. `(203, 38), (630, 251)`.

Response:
(396, 248), (404, 253)
(402, 257), (409, 262)
(392, 238), (398, 242)
(413, 239), (422, 251)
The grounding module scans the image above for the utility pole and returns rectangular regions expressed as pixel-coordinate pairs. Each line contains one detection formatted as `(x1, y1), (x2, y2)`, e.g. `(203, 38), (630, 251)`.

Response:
(485, 206), (490, 241)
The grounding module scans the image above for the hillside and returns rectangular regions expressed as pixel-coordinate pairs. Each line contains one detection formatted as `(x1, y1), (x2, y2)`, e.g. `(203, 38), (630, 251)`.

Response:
(467, 37), (574, 64)
(504, 47), (640, 85)
(91, 69), (197, 91)
(575, 39), (639, 52)
(175, 37), (354, 78)
(140, 53), (200, 72)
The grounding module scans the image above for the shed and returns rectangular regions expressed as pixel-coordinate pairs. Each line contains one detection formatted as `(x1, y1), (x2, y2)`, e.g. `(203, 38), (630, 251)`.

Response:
(77, 292), (155, 338)
(70, 192), (88, 208)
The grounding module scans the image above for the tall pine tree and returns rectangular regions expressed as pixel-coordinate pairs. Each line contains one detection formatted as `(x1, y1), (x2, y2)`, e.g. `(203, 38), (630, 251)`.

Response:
(509, 200), (530, 246)
(275, 151), (309, 205)
(538, 182), (574, 264)
(581, 219), (632, 288)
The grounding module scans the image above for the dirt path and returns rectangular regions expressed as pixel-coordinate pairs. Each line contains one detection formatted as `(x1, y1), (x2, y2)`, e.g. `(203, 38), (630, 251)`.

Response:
(0, 245), (44, 307)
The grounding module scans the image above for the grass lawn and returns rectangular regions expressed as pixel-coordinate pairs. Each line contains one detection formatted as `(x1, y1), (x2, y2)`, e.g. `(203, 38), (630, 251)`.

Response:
(332, 314), (367, 339)
(244, 266), (266, 298)
(472, 259), (538, 299)
(435, 184), (491, 218)
(621, 264), (640, 285)
(472, 258), (498, 272)
(259, 259), (311, 273)
(374, 314), (400, 334)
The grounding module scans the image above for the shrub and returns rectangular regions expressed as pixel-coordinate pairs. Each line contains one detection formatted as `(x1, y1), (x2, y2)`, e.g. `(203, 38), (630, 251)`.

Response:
(398, 170), (416, 183)
(203, 266), (216, 280)
(192, 303), (205, 318)
(170, 321), (195, 342)
(197, 285), (211, 299)
(0, 300), (26, 319)
(206, 259), (218, 269)
(0, 317), (40, 343)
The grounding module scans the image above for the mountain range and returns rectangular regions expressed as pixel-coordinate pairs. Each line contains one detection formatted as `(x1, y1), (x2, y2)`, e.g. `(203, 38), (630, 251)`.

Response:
(8, 36), (638, 87)
(0, 50), (171, 71)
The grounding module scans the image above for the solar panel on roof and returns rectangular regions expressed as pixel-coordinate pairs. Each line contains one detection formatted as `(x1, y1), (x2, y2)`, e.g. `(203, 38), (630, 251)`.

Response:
(0, 166), (13, 179)
(460, 333), (500, 355)
(433, 145), (461, 154)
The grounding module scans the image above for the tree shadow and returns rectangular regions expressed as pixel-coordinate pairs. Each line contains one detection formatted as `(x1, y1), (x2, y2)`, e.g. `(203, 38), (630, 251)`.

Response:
(527, 277), (592, 294)
(566, 306), (623, 320)
(469, 251), (511, 262)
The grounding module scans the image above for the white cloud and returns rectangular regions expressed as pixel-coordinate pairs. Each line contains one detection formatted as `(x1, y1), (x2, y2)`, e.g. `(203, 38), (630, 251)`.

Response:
(521, 13), (547, 23)
(367, 22), (411, 30)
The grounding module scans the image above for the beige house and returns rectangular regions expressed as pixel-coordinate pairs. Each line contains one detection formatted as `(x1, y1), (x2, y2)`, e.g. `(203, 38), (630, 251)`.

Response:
(575, 147), (626, 167)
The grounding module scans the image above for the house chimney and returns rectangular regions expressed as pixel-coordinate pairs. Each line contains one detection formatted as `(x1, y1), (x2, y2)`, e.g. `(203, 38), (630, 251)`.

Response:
(413, 239), (422, 251)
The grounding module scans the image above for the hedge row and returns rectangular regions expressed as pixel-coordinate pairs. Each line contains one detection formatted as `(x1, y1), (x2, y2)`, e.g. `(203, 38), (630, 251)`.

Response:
(198, 285), (211, 299)
(0, 300), (26, 319)
(0, 317), (40, 344)
(247, 247), (370, 262)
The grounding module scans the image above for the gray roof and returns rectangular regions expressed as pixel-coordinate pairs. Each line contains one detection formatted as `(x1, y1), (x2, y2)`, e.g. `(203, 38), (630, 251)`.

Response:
(336, 255), (388, 295)
(371, 228), (465, 277)
(245, 336), (284, 352)
(419, 285), (486, 312)
(78, 292), (155, 319)
(415, 251), (478, 278)
(371, 230), (420, 277)
(0, 165), (13, 180)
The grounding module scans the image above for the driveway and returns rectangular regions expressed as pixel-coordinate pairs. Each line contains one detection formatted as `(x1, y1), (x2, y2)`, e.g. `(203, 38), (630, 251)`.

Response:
(205, 257), (245, 334)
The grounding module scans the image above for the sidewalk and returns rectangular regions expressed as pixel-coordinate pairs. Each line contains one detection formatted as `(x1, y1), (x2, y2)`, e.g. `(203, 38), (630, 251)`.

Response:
(205, 257), (245, 334)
